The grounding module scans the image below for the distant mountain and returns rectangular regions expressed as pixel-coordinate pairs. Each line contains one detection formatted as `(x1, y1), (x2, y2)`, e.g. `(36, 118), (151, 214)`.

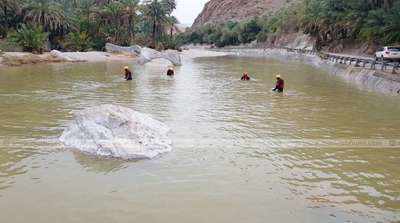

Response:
(192, 0), (295, 28)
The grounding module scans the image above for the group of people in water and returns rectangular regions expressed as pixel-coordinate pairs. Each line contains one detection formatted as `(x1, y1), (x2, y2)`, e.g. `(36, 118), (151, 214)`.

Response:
(240, 72), (285, 92)
(123, 66), (285, 92)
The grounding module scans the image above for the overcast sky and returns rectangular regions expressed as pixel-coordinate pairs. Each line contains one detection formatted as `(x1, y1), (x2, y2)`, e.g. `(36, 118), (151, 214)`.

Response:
(172, 0), (209, 26)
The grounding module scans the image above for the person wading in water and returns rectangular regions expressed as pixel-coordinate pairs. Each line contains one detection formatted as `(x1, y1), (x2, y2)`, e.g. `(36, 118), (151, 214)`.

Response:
(273, 74), (284, 92)
(167, 67), (175, 76)
(123, 66), (132, 81)
(241, 72), (250, 81)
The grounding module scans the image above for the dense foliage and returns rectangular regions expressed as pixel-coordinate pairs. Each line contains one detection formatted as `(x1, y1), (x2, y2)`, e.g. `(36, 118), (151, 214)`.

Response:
(0, 0), (178, 53)
(8, 24), (48, 53)
(180, 0), (400, 49)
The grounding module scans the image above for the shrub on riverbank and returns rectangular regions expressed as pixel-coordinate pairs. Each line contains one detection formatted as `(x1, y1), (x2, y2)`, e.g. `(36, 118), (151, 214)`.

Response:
(8, 25), (49, 54)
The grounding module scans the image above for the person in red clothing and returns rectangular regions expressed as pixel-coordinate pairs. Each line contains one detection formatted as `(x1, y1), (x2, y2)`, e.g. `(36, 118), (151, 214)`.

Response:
(123, 66), (132, 81)
(273, 74), (284, 92)
(241, 72), (250, 81)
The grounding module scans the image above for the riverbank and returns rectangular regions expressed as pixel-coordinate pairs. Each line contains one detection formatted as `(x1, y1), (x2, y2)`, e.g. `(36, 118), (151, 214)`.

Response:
(0, 47), (229, 67)
(0, 51), (136, 67)
(217, 48), (400, 95)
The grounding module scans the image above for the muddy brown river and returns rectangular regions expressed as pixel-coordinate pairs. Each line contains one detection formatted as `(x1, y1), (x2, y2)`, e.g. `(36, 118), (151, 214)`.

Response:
(0, 52), (399, 223)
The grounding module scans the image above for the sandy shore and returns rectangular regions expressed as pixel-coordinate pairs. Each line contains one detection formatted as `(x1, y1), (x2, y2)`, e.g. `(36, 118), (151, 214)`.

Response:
(0, 48), (232, 67)
(0, 51), (136, 67)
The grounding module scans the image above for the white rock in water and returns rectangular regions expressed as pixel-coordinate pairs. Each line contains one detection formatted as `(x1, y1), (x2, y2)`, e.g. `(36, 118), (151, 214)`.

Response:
(105, 43), (182, 66)
(60, 104), (172, 159)
(138, 47), (182, 66)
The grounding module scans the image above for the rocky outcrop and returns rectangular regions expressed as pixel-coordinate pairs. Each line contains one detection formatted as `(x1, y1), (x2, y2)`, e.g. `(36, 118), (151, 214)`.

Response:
(105, 43), (141, 56)
(60, 104), (172, 160)
(192, 0), (294, 28)
(138, 47), (182, 66)
(105, 43), (182, 66)
(261, 32), (316, 50)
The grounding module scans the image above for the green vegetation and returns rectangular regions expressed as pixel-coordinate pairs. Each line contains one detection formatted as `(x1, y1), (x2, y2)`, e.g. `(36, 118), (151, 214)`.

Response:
(180, 0), (400, 50)
(0, 0), (179, 53)
(8, 24), (48, 53)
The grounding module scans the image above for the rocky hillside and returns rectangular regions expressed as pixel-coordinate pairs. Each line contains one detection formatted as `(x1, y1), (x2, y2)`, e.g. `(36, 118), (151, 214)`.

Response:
(192, 0), (294, 28)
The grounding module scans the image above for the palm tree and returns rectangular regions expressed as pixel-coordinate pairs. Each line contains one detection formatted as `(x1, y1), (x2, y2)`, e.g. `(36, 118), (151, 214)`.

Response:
(167, 15), (178, 38)
(0, 0), (22, 35)
(23, 0), (67, 31)
(383, 2), (400, 43)
(98, 1), (124, 43)
(0, 0), (19, 12)
(142, 0), (176, 48)
(121, 0), (139, 42)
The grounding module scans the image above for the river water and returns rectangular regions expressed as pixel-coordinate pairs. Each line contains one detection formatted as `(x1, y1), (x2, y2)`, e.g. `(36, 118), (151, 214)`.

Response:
(0, 52), (399, 223)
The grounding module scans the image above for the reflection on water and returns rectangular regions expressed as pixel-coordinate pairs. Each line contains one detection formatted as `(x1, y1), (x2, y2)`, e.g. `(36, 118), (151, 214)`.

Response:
(0, 55), (399, 222)
(72, 151), (129, 174)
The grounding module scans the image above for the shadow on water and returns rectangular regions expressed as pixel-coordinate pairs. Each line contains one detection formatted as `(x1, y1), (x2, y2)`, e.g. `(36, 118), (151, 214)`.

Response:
(71, 151), (130, 174)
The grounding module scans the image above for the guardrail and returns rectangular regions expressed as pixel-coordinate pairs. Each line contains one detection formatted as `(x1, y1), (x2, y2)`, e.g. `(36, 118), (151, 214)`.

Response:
(282, 47), (400, 74)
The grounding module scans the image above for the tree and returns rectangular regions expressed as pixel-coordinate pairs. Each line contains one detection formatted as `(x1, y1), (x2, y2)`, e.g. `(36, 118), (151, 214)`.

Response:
(121, 0), (140, 43)
(65, 31), (92, 51)
(238, 19), (261, 43)
(0, 0), (23, 36)
(382, 1), (400, 43)
(142, 0), (176, 48)
(23, 0), (67, 32)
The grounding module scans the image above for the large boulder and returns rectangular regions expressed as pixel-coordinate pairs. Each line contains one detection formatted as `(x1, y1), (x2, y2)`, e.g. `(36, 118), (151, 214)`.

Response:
(138, 47), (182, 66)
(60, 104), (172, 160)
(105, 43), (141, 56)
(105, 43), (182, 66)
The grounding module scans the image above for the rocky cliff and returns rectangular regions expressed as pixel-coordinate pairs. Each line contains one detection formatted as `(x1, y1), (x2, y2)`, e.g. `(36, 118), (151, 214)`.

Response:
(192, 0), (293, 28)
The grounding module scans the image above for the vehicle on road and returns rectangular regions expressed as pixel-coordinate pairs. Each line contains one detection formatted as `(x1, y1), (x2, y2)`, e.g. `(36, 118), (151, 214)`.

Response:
(375, 46), (400, 61)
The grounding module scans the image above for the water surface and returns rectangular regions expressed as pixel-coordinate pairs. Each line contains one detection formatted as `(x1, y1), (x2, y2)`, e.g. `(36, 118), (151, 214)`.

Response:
(0, 54), (399, 223)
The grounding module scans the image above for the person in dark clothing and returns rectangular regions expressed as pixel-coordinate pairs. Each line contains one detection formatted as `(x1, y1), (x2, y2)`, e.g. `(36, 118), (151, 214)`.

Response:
(124, 66), (132, 81)
(167, 67), (175, 76)
(273, 74), (284, 92)
(241, 72), (250, 81)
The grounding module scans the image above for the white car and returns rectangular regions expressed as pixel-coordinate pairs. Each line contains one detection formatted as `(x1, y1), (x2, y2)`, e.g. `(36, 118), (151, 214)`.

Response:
(375, 46), (400, 61)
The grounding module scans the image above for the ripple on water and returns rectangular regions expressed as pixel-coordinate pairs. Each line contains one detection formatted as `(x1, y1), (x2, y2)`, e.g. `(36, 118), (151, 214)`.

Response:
(0, 57), (400, 222)
(270, 147), (400, 212)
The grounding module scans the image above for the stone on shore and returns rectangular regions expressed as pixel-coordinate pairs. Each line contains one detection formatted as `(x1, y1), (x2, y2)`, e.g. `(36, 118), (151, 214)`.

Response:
(60, 104), (172, 160)
(50, 50), (117, 62)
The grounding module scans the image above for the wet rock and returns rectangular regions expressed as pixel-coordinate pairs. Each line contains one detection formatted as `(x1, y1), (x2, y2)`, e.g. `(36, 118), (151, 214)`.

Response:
(138, 47), (182, 66)
(60, 104), (172, 160)
(105, 43), (182, 66)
